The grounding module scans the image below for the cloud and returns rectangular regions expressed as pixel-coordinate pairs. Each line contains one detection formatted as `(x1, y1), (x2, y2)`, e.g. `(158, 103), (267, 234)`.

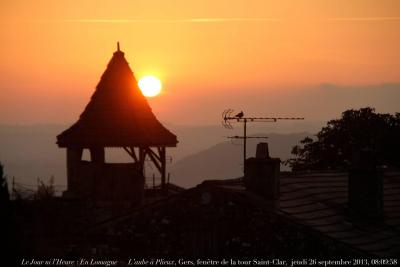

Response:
(29, 17), (400, 24)
(326, 17), (400, 22)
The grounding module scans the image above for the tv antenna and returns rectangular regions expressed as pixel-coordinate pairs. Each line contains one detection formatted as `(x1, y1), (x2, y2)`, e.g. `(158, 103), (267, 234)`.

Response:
(222, 109), (304, 169)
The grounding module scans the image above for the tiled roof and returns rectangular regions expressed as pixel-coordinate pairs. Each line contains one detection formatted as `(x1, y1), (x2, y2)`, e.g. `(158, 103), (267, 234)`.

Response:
(84, 170), (400, 257)
(57, 49), (177, 147)
(279, 171), (400, 257)
(88, 182), (363, 257)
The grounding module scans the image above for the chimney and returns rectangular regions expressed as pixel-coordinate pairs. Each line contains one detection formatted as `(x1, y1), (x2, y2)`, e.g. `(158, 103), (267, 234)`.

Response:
(348, 147), (383, 220)
(244, 142), (280, 210)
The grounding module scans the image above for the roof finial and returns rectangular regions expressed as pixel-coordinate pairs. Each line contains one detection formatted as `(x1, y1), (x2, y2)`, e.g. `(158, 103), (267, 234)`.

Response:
(117, 42), (120, 52)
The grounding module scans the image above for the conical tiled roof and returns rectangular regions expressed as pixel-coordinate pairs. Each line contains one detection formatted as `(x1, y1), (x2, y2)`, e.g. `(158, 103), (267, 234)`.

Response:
(57, 47), (177, 147)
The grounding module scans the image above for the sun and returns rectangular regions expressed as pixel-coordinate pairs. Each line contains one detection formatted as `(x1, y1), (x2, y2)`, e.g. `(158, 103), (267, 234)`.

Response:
(138, 75), (162, 97)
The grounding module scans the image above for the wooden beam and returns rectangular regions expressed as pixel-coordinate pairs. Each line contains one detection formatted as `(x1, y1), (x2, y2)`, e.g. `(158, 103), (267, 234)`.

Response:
(129, 146), (138, 162)
(147, 147), (162, 162)
(123, 146), (132, 156)
(123, 147), (138, 162)
(145, 148), (162, 173)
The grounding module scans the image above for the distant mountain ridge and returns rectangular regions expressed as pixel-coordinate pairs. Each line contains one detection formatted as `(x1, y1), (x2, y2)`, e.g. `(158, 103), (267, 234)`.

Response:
(169, 132), (312, 188)
(0, 124), (313, 189)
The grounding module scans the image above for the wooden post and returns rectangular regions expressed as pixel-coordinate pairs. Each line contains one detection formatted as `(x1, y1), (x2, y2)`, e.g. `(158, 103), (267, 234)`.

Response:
(66, 147), (83, 192)
(139, 147), (146, 175)
(160, 147), (166, 189)
(90, 147), (105, 163)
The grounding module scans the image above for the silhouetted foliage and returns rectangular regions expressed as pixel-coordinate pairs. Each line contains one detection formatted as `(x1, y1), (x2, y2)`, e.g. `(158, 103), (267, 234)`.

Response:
(0, 163), (17, 265)
(0, 163), (9, 204)
(286, 107), (400, 171)
(35, 176), (55, 199)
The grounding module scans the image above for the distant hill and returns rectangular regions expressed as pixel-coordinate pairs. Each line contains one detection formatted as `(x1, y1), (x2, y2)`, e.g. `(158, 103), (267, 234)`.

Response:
(0, 124), (314, 189)
(169, 132), (312, 188)
(165, 120), (322, 162)
(0, 125), (66, 190)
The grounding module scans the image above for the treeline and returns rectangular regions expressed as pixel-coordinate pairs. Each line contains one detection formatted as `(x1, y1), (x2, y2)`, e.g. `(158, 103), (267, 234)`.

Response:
(286, 107), (400, 171)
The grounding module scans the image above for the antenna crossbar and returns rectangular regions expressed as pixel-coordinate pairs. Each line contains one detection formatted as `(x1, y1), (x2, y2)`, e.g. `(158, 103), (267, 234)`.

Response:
(227, 136), (268, 139)
(221, 109), (304, 171)
(223, 116), (304, 122)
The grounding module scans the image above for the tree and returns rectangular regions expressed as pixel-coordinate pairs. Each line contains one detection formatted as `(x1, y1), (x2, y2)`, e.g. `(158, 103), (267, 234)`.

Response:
(286, 107), (400, 171)
(0, 163), (9, 204)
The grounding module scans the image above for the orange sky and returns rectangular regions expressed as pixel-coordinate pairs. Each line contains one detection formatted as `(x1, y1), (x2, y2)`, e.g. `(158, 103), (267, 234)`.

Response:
(0, 0), (399, 125)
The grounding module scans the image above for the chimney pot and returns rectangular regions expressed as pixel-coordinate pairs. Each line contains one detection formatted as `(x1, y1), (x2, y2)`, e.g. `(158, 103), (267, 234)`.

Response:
(256, 142), (270, 159)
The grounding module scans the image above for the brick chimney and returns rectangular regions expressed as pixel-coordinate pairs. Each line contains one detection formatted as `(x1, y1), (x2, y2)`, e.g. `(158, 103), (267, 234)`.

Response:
(244, 142), (280, 209)
(348, 147), (383, 220)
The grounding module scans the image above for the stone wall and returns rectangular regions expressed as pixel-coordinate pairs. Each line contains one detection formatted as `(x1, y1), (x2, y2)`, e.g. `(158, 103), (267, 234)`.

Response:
(64, 161), (144, 206)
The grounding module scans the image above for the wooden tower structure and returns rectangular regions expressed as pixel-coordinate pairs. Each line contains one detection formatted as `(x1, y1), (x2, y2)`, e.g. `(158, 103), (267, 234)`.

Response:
(57, 44), (177, 203)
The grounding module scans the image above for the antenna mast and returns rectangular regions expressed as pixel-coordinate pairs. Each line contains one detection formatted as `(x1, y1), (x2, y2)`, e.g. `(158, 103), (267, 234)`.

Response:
(222, 109), (304, 170)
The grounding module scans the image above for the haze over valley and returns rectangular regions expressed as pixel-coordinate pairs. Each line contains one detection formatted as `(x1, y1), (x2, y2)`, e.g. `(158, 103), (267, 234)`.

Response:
(0, 123), (317, 189)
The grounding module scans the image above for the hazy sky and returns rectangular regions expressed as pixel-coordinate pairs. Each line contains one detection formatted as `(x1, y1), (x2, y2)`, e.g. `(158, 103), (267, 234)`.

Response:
(0, 0), (399, 125)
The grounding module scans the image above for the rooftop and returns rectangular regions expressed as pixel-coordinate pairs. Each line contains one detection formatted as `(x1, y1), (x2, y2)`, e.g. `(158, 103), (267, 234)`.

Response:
(57, 45), (177, 148)
(86, 170), (400, 257)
